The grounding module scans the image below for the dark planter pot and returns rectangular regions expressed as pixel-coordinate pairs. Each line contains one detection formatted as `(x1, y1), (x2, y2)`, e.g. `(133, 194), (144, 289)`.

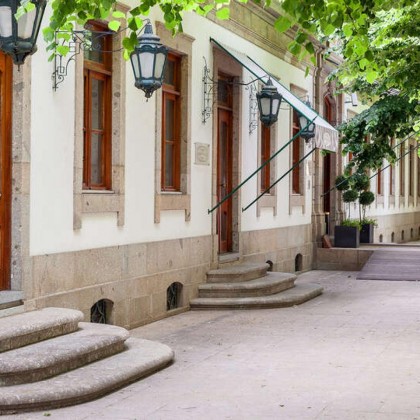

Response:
(334, 225), (360, 248)
(360, 223), (374, 243)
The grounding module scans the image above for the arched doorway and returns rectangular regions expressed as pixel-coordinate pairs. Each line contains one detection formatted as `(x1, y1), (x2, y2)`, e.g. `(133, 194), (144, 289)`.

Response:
(0, 51), (12, 290)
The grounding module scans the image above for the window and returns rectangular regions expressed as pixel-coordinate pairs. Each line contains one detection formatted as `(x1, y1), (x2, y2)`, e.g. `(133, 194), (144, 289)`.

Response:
(377, 165), (383, 195)
(154, 23), (194, 223)
(292, 110), (303, 194)
(260, 124), (271, 193)
(161, 53), (181, 191)
(409, 144), (415, 197)
(389, 138), (395, 196)
(83, 23), (112, 190)
(400, 143), (405, 197)
(73, 17), (126, 229)
(348, 152), (353, 174)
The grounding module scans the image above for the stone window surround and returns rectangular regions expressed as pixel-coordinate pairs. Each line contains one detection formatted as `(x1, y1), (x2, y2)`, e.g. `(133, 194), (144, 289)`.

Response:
(289, 84), (306, 212)
(154, 22), (194, 223)
(73, 7), (128, 230)
(257, 121), (277, 216)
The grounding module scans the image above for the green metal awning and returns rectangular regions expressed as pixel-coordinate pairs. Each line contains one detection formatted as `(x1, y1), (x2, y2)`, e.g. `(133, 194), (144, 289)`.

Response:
(211, 39), (339, 152)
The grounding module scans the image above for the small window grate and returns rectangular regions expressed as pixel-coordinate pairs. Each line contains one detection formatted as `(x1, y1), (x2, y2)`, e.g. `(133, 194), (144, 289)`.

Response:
(91, 299), (113, 324)
(295, 254), (303, 272)
(167, 282), (182, 311)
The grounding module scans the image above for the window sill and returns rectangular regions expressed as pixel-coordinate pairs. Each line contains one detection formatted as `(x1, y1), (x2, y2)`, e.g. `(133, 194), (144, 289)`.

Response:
(82, 190), (115, 194)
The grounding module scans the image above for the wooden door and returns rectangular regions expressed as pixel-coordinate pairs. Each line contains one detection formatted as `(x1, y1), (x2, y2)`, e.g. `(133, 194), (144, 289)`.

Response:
(0, 52), (12, 290)
(323, 97), (334, 214)
(217, 108), (233, 253)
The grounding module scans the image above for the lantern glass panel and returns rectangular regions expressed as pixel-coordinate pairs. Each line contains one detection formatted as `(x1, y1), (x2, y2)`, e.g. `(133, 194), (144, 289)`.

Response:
(139, 51), (154, 78)
(299, 115), (307, 130)
(18, 7), (36, 39)
(272, 98), (280, 115)
(0, 6), (12, 37)
(154, 51), (166, 78)
(260, 97), (271, 116)
(130, 54), (140, 79)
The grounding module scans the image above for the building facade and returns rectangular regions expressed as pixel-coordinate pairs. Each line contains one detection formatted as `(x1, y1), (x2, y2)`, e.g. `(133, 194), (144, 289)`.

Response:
(1, 1), (417, 328)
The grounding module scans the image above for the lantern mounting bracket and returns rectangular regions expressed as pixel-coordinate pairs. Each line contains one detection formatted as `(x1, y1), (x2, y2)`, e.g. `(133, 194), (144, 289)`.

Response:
(52, 26), (125, 91)
(201, 57), (268, 124)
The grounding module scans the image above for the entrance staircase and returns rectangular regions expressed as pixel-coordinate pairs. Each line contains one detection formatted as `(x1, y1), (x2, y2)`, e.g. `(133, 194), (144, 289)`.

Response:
(190, 262), (323, 309)
(0, 307), (174, 414)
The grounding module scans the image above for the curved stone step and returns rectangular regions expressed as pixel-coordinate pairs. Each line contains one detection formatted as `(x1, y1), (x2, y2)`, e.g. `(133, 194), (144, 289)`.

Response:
(191, 283), (323, 309)
(198, 272), (296, 298)
(0, 322), (129, 386)
(207, 263), (269, 283)
(0, 337), (174, 414)
(0, 308), (84, 353)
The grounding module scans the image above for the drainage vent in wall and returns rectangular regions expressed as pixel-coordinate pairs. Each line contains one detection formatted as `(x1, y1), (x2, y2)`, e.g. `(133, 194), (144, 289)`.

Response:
(91, 299), (114, 324)
(167, 282), (183, 311)
(295, 254), (303, 272)
(265, 260), (273, 272)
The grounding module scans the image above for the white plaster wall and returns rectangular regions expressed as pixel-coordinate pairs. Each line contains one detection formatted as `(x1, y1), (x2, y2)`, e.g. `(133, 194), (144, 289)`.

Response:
(30, 5), (318, 255)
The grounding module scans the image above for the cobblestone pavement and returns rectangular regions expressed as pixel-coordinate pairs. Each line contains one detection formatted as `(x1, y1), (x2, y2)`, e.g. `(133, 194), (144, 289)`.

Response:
(8, 270), (420, 419)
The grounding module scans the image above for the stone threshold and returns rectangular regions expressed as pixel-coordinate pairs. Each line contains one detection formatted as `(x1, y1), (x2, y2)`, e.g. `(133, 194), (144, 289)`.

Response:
(0, 291), (24, 311)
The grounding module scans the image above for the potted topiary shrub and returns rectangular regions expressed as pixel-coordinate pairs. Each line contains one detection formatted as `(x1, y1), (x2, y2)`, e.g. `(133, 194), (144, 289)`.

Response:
(334, 186), (361, 248)
(359, 191), (376, 243)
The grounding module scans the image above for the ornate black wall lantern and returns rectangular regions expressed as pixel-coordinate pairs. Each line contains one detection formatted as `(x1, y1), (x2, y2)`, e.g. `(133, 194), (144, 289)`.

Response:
(202, 60), (282, 127)
(130, 21), (168, 98)
(256, 78), (282, 127)
(0, 0), (46, 66)
(298, 105), (316, 141)
(52, 19), (168, 97)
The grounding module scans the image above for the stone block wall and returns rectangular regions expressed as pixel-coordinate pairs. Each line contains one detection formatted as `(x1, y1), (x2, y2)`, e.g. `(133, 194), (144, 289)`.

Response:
(25, 235), (212, 329)
(374, 211), (420, 243)
(241, 224), (313, 273)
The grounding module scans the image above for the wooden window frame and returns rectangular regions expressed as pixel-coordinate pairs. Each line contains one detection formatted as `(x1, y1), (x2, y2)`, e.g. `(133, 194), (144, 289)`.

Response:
(409, 144), (415, 197)
(377, 165), (383, 195)
(161, 53), (181, 192)
(292, 110), (302, 195)
(83, 22), (112, 191)
(400, 143), (405, 197)
(260, 124), (271, 193)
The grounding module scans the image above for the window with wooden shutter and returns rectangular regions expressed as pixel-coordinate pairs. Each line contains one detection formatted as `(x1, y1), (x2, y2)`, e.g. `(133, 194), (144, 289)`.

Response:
(161, 53), (181, 191)
(83, 23), (112, 190)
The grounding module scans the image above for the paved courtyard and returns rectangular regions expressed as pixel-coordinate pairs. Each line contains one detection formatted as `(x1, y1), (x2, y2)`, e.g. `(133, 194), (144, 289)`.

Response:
(8, 270), (420, 419)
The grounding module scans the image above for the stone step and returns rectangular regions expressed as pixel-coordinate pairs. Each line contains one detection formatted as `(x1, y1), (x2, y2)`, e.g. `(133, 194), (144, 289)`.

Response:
(198, 272), (296, 298)
(0, 337), (174, 414)
(0, 322), (129, 386)
(0, 291), (24, 311)
(0, 307), (83, 353)
(207, 263), (269, 283)
(190, 283), (323, 309)
(0, 291), (24, 319)
(0, 305), (25, 319)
